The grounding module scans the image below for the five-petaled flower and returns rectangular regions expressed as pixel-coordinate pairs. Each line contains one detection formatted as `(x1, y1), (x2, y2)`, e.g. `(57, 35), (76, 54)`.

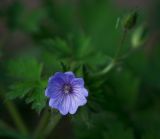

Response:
(45, 72), (88, 115)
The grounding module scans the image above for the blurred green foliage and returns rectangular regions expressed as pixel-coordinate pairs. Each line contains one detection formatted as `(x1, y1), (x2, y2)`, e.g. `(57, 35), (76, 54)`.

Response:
(0, 0), (160, 139)
(7, 57), (46, 113)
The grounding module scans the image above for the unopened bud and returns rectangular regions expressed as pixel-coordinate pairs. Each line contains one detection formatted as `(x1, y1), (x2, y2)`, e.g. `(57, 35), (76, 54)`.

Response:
(122, 11), (138, 30)
(131, 24), (148, 48)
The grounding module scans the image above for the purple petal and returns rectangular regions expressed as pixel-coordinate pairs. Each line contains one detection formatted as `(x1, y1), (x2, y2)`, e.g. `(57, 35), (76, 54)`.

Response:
(49, 98), (58, 109)
(71, 78), (88, 97)
(83, 88), (88, 97)
(71, 78), (84, 87)
(49, 98), (59, 109)
(64, 71), (75, 77)
(63, 72), (75, 83)
(73, 87), (88, 97)
(49, 72), (65, 84)
(45, 83), (63, 98)
(73, 92), (87, 106)
(69, 95), (78, 114)
(49, 93), (65, 108)
(59, 95), (70, 115)
(69, 92), (87, 114)
(45, 72), (65, 98)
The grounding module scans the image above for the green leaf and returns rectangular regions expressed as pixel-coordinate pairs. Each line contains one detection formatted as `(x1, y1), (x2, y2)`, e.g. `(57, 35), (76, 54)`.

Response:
(54, 38), (71, 54)
(75, 35), (92, 59)
(25, 84), (47, 113)
(7, 57), (43, 81)
(7, 82), (33, 99)
(7, 80), (47, 113)
(7, 58), (47, 112)
(42, 38), (71, 56)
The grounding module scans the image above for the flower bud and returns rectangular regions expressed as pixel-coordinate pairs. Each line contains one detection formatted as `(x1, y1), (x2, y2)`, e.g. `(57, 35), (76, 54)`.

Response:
(131, 24), (148, 48)
(122, 11), (138, 30)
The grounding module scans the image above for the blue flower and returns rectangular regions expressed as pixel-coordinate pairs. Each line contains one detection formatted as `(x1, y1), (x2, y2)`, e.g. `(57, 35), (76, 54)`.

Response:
(45, 72), (88, 115)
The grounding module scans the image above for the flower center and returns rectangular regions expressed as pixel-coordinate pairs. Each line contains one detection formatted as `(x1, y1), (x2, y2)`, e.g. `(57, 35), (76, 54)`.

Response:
(63, 84), (72, 94)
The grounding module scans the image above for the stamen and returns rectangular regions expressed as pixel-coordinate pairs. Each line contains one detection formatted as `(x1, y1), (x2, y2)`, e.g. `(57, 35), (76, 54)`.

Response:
(63, 84), (72, 94)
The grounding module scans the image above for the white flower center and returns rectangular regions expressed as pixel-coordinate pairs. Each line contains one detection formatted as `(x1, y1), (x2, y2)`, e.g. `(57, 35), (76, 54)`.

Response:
(63, 85), (71, 94)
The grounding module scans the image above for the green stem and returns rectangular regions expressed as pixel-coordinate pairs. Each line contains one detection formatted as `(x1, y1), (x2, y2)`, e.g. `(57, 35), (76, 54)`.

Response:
(4, 100), (28, 136)
(42, 112), (61, 138)
(94, 29), (128, 77)
(33, 109), (50, 139)
(114, 29), (128, 61)
(33, 109), (61, 139)
(94, 60), (115, 77)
